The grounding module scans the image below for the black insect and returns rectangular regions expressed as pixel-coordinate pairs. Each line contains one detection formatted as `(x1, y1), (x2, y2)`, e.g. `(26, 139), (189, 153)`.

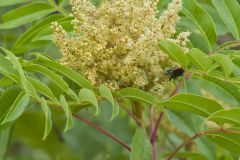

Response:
(166, 68), (185, 80)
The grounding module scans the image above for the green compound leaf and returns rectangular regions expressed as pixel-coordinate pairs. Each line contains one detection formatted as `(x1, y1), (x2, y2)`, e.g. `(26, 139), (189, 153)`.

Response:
(0, 49), (38, 99)
(159, 40), (189, 67)
(59, 0), (69, 7)
(79, 88), (99, 115)
(0, 87), (22, 122)
(0, 126), (12, 160)
(1, 91), (30, 125)
(99, 85), (119, 120)
(0, 0), (32, 7)
(27, 77), (58, 102)
(119, 87), (160, 107)
(59, 95), (73, 132)
(40, 97), (52, 140)
(0, 2), (55, 29)
(187, 48), (212, 72)
(182, 0), (216, 52)
(0, 48), (29, 94)
(35, 56), (94, 90)
(130, 128), (152, 160)
(210, 54), (233, 77)
(174, 153), (207, 160)
(224, 0), (240, 39)
(0, 54), (20, 85)
(168, 111), (217, 159)
(161, 93), (223, 117)
(207, 132), (240, 155)
(208, 108), (240, 126)
(0, 77), (13, 87)
(23, 63), (79, 102)
(211, 0), (239, 39)
(13, 14), (65, 52)
(33, 17), (73, 41)
(190, 77), (240, 107)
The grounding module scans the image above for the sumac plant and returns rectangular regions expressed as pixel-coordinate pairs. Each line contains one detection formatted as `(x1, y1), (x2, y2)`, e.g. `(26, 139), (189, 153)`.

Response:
(1, 0), (240, 160)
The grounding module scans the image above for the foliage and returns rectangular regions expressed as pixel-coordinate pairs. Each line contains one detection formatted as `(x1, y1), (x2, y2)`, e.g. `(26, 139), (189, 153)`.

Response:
(1, 0), (240, 160)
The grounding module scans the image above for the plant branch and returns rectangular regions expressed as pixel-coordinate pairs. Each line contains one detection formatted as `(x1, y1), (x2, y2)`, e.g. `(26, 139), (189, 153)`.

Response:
(150, 73), (192, 145)
(150, 111), (164, 144)
(211, 40), (240, 55)
(73, 114), (131, 152)
(169, 72), (192, 97)
(121, 104), (142, 127)
(167, 129), (240, 160)
(150, 107), (157, 160)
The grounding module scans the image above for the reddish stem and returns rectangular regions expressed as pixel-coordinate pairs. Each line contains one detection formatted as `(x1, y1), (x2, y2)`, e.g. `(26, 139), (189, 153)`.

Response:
(150, 108), (156, 160)
(150, 111), (164, 144)
(121, 104), (142, 127)
(150, 73), (192, 155)
(73, 114), (131, 152)
(167, 129), (240, 160)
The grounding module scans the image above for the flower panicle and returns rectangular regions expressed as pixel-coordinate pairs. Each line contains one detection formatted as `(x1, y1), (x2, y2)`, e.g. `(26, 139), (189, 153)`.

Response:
(52, 0), (189, 95)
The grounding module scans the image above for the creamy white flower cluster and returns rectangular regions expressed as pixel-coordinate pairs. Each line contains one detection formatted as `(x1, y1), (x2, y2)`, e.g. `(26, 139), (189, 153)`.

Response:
(52, 0), (189, 95)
